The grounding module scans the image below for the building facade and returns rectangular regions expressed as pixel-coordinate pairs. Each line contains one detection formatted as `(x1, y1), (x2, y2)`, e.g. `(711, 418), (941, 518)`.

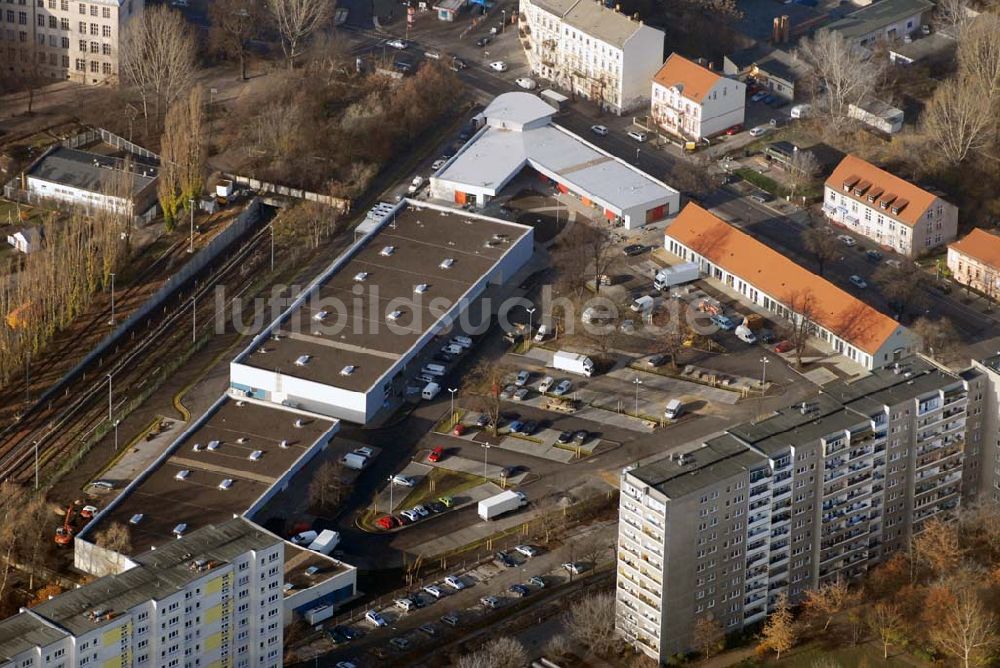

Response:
(825, 0), (934, 49)
(823, 154), (958, 258)
(0, 519), (285, 668)
(665, 204), (917, 370)
(518, 0), (664, 114)
(617, 357), (986, 661)
(1, 0), (143, 86)
(650, 53), (745, 139)
(947, 228), (1000, 297)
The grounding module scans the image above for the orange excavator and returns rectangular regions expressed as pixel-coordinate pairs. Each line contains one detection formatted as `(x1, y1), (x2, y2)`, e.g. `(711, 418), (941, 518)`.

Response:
(54, 502), (77, 546)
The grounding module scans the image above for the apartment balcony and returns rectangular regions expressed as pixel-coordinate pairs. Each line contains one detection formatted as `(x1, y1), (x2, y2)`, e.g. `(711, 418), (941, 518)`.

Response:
(747, 552), (767, 568)
(773, 470), (792, 484)
(750, 470), (771, 484)
(744, 607), (767, 624)
(747, 539), (769, 555)
(771, 485), (792, 503)
(848, 446), (875, 462)
(771, 514), (791, 529)
(748, 524), (769, 539)
(745, 592), (767, 607)
(750, 483), (771, 500)
(748, 511), (770, 527)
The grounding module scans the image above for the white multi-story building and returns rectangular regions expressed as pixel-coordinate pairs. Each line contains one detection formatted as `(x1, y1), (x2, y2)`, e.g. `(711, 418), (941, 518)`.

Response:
(518, 0), (664, 114)
(650, 53), (745, 139)
(617, 357), (986, 661)
(823, 154), (958, 258)
(0, 518), (285, 668)
(0, 0), (143, 86)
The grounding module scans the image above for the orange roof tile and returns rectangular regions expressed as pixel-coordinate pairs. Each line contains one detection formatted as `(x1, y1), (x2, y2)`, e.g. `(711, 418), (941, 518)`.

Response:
(652, 53), (723, 104)
(948, 228), (1000, 270)
(665, 204), (903, 355)
(825, 155), (938, 227)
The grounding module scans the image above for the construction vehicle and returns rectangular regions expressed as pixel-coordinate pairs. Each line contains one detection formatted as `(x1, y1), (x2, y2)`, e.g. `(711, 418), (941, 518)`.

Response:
(54, 502), (77, 546)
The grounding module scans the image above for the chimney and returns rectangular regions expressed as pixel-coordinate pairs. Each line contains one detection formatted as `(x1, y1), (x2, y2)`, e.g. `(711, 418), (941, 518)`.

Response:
(781, 15), (791, 43)
(772, 17), (782, 43)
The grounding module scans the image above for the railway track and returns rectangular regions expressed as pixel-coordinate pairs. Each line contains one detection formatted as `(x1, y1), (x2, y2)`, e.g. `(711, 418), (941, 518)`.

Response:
(0, 214), (275, 486)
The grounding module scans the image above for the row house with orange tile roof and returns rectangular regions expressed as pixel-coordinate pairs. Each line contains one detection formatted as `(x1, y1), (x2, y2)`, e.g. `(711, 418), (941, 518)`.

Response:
(947, 228), (1000, 297)
(664, 203), (918, 369)
(822, 155), (958, 258)
(650, 53), (746, 139)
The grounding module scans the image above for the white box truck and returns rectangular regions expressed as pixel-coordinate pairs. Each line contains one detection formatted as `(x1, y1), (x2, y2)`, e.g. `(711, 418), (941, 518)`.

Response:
(307, 529), (340, 555)
(654, 262), (700, 291)
(478, 490), (527, 520)
(552, 350), (594, 377)
(341, 452), (367, 470)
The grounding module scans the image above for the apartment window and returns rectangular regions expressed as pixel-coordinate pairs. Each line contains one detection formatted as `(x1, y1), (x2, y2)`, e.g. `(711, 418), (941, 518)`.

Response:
(60, 17), (68, 29)
(89, 3), (94, 14)
(101, 42), (108, 54)
(61, 0), (67, 8)
(61, 54), (68, 66)
(18, 10), (26, 23)
(78, 20), (84, 31)
(36, 14), (42, 25)
(78, 38), (85, 49)
(89, 40), (96, 52)
(88, 22), (96, 34)
(78, 2), (84, 12)
(74, 56), (83, 69)
(101, 5), (108, 16)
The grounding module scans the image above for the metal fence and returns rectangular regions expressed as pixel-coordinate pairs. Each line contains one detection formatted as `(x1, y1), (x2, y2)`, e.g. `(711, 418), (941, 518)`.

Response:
(62, 128), (160, 161)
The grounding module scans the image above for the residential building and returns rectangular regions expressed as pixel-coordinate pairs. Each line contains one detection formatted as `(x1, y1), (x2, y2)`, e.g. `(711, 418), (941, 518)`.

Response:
(947, 228), (1000, 297)
(823, 154), (958, 257)
(650, 53), (745, 139)
(664, 203), (917, 369)
(229, 198), (535, 424)
(825, 0), (934, 49)
(848, 98), (904, 135)
(0, 0), (144, 86)
(75, 398), (358, 624)
(6, 227), (41, 254)
(0, 518), (285, 668)
(518, 0), (664, 114)
(617, 356), (986, 660)
(724, 45), (804, 102)
(431, 92), (679, 229)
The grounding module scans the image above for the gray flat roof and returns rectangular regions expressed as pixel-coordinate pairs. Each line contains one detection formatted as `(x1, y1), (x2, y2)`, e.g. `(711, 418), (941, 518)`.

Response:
(0, 614), (68, 660)
(826, 0), (934, 39)
(629, 434), (766, 499)
(92, 399), (334, 555)
(436, 119), (678, 211)
(27, 146), (157, 196)
(31, 519), (279, 637)
(240, 203), (531, 393)
(530, 0), (655, 47)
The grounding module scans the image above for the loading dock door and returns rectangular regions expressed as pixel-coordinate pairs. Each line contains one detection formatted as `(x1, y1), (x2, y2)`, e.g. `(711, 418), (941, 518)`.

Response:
(455, 191), (467, 205)
(645, 205), (665, 223)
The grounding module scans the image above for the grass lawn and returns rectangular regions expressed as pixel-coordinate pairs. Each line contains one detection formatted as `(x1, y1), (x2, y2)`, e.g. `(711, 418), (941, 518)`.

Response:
(396, 467), (484, 509)
(769, 639), (920, 667)
(0, 199), (47, 226)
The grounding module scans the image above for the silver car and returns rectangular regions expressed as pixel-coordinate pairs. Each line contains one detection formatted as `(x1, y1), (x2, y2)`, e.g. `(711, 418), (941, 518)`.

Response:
(552, 379), (572, 396)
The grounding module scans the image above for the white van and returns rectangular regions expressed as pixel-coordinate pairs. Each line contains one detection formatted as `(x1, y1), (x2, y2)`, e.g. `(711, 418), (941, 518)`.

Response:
(422, 363), (446, 376)
(631, 295), (655, 313)
(533, 324), (549, 342)
(422, 382), (441, 400)
(790, 104), (812, 119)
(664, 399), (684, 420)
(735, 325), (757, 344)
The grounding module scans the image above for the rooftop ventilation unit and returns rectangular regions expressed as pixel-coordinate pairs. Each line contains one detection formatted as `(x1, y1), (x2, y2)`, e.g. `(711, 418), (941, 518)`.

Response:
(414, 283), (429, 294)
(294, 419), (305, 428)
(387, 310), (403, 321)
(305, 566), (320, 576)
(218, 479), (234, 490)
(341, 365), (356, 376)
(314, 310), (329, 321)
(192, 443), (201, 452)
(175, 469), (190, 481)
(237, 437), (248, 444)
(173, 523), (187, 537)
(207, 440), (221, 451)
(129, 513), (144, 525)
(439, 258), (455, 269)
(248, 450), (263, 462)
(294, 354), (311, 366)
(279, 440), (289, 449)
(380, 246), (395, 256)
(354, 272), (369, 282)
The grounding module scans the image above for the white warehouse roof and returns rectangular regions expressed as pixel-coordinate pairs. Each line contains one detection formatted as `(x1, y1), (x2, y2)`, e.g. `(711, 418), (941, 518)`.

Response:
(435, 93), (678, 215)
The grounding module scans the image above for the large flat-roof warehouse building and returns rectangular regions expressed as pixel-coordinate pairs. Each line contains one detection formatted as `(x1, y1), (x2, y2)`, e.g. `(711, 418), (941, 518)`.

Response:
(229, 199), (534, 424)
(430, 93), (679, 230)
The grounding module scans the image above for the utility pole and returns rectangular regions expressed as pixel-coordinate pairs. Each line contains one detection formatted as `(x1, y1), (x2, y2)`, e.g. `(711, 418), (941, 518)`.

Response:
(448, 387), (458, 423)
(108, 272), (116, 326)
(481, 443), (492, 479)
(633, 377), (642, 417)
(188, 198), (195, 253)
(387, 475), (395, 513)
(107, 373), (113, 422)
(192, 296), (197, 343)
(270, 223), (275, 272)
(33, 440), (38, 491)
(526, 306), (535, 343)
(113, 419), (120, 452)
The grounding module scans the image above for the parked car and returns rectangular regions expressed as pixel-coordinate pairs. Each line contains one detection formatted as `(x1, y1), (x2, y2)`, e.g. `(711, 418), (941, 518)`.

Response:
(387, 38), (409, 49)
(507, 419), (525, 434)
(423, 584), (444, 599)
(451, 57), (467, 70)
(557, 430), (573, 444)
(395, 598), (417, 612)
(514, 77), (537, 90)
(475, 36), (491, 47)
(515, 544), (539, 558)
(509, 584), (530, 597)
(552, 380), (572, 396)
(710, 314), (737, 331)
(748, 126), (769, 137)
(837, 234), (856, 246)
(489, 60), (508, 72)
(590, 124), (609, 136)
(392, 475), (415, 487)
(394, 60), (413, 73)
(365, 610), (387, 627)
(513, 387), (530, 402)
(480, 596), (501, 609)
(451, 422), (466, 436)
(514, 370), (531, 386)
(849, 275), (868, 289)
(866, 250), (883, 262)
(646, 353), (666, 367)
(441, 612), (460, 627)
(886, 258), (903, 269)
(407, 175), (425, 193)
(623, 244), (645, 256)
(761, 94), (776, 105)
(750, 192), (772, 204)
(573, 430), (588, 444)
(428, 446), (445, 461)
(750, 91), (768, 102)
(444, 575), (466, 590)
(627, 130), (647, 142)
(538, 376), (555, 393)
(438, 496), (455, 508)
(413, 505), (429, 517)
(418, 623), (438, 637)
(521, 419), (538, 435)
(775, 340), (795, 353)
(376, 516), (396, 530)
(529, 575), (546, 588)
(500, 385), (517, 400)
(390, 637), (410, 651)
(725, 124), (744, 135)
(427, 501), (446, 513)
(475, 413), (491, 428)
(431, 159), (447, 170)
(563, 562), (585, 575)
(495, 551), (517, 568)
(401, 509), (419, 522)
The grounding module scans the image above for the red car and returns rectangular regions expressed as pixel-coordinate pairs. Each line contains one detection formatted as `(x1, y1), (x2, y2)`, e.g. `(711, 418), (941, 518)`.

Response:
(451, 423), (466, 436)
(429, 446), (446, 462)
(376, 516), (396, 530)
(725, 124), (744, 135)
(774, 340), (795, 353)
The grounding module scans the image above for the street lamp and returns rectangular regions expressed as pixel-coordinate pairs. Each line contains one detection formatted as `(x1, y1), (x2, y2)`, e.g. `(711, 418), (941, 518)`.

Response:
(501, 8), (506, 30)
(33, 439), (38, 491)
(188, 198), (195, 253)
(192, 295), (197, 343)
(448, 387), (458, 422)
(635, 148), (640, 163)
(387, 475), (395, 514)
(481, 443), (492, 479)
(760, 356), (770, 390)
(525, 306), (535, 340)
(106, 373), (113, 422)
(113, 419), (120, 452)
(633, 377), (642, 416)
(108, 272), (115, 326)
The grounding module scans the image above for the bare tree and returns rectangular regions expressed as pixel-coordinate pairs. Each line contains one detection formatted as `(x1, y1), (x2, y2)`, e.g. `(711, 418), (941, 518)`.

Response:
(802, 225), (840, 277)
(802, 577), (859, 632)
(930, 588), (997, 668)
(95, 521), (132, 562)
(935, 0), (972, 32)
(787, 150), (820, 200)
(794, 30), (884, 127)
(758, 594), (798, 660)
(650, 299), (694, 370)
(543, 634), (572, 658)
(778, 289), (817, 368)
(0, 482), (28, 607)
(692, 615), (726, 658)
(560, 223), (617, 296)
(922, 78), (995, 165)
(566, 592), (618, 657)
(466, 360), (511, 437)
(209, 0), (262, 81)
(120, 5), (197, 129)
(308, 459), (345, 513)
(911, 316), (963, 364)
(913, 518), (963, 578)
(267, 0), (332, 70)
(874, 262), (927, 315)
(455, 637), (528, 668)
(957, 13), (1000, 103)
(868, 601), (906, 659)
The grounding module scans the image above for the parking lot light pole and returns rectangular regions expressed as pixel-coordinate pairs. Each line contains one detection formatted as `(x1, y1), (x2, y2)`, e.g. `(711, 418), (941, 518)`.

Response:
(188, 198), (195, 253)
(33, 440), (38, 491)
(633, 377), (642, 417)
(760, 356), (770, 391)
(448, 387), (458, 422)
(107, 373), (113, 422)
(108, 273), (115, 326)
(525, 306), (535, 340)
(481, 443), (492, 479)
(387, 475), (395, 514)
(113, 419), (120, 452)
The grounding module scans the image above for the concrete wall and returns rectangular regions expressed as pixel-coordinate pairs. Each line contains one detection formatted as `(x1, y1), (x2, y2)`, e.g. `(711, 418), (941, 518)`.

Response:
(285, 566), (358, 626)
(621, 26), (665, 113)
